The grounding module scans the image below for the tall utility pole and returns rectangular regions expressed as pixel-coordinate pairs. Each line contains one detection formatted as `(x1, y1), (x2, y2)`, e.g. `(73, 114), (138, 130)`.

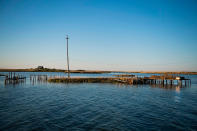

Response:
(66, 35), (70, 78)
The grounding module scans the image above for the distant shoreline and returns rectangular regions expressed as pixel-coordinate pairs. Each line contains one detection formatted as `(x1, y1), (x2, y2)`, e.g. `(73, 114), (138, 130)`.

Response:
(0, 69), (111, 74)
(0, 68), (197, 75)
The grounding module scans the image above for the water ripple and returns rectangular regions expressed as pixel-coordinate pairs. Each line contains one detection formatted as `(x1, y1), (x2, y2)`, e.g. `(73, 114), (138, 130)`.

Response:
(0, 82), (197, 130)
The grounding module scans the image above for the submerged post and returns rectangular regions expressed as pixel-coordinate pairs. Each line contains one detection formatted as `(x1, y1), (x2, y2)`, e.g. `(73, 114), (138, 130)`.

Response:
(66, 35), (70, 78)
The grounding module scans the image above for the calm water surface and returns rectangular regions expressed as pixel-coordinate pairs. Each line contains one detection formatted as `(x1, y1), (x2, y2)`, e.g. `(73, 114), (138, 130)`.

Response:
(0, 72), (197, 130)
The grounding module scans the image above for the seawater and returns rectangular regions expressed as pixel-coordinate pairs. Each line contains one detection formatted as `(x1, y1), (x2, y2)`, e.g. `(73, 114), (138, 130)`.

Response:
(0, 72), (197, 130)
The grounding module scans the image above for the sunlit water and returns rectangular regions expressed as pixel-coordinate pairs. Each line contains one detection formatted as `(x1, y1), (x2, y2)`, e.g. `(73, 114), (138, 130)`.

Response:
(0, 72), (197, 130)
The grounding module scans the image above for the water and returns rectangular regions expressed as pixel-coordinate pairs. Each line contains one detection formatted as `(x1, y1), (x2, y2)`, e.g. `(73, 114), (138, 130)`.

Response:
(0, 72), (197, 130)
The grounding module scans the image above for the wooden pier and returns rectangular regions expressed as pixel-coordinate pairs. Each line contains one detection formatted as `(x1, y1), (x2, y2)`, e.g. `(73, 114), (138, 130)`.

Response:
(3, 72), (191, 87)
(143, 75), (191, 86)
(48, 74), (191, 87)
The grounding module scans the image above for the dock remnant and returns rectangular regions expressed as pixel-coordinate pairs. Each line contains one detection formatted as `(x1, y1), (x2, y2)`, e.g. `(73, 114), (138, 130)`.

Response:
(48, 74), (191, 87)
(143, 74), (191, 86)
(5, 72), (26, 84)
(30, 75), (48, 84)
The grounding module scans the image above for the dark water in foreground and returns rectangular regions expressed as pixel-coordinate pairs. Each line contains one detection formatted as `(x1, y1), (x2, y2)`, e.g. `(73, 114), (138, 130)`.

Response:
(0, 72), (197, 130)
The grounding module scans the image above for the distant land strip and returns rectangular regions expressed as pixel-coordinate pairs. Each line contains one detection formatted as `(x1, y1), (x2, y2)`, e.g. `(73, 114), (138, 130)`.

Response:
(0, 68), (197, 75)
(0, 68), (110, 74)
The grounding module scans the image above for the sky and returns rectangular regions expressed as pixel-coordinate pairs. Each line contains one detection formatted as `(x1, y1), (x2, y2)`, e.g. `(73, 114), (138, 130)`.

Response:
(0, 0), (197, 71)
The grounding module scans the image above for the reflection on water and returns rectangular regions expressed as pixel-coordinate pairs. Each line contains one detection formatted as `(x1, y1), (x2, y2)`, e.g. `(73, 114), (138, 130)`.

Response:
(150, 83), (190, 90)
(176, 86), (181, 93)
(0, 72), (197, 130)
(175, 86), (181, 103)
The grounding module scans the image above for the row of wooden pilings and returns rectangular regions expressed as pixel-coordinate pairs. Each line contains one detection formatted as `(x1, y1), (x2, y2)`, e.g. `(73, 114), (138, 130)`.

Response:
(6, 72), (26, 79)
(5, 72), (26, 85)
(30, 75), (48, 83)
(30, 75), (68, 82)
(113, 77), (191, 86)
(145, 79), (191, 86)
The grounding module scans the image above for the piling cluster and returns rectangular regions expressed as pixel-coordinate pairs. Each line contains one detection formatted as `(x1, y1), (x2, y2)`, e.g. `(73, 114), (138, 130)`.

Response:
(5, 72), (26, 85)
(30, 75), (48, 84)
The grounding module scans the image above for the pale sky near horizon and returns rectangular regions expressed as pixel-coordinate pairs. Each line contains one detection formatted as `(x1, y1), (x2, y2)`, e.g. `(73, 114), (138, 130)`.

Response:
(0, 0), (197, 71)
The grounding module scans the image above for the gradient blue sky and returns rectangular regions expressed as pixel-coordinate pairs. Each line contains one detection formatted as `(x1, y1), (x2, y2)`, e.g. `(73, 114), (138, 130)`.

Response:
(0, 0), (197, 71)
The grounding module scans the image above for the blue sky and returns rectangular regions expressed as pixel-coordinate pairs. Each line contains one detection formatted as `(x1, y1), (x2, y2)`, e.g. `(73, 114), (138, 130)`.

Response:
(0, 0), (197, 71)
